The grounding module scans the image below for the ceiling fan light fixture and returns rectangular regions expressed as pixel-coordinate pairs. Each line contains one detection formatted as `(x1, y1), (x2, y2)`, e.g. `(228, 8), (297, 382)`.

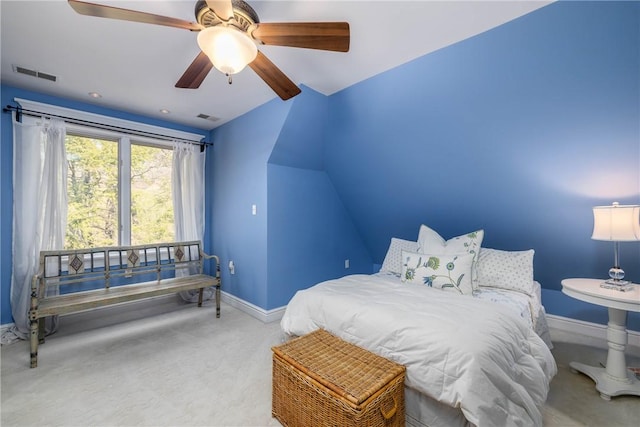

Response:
(197, 26), (257, 75)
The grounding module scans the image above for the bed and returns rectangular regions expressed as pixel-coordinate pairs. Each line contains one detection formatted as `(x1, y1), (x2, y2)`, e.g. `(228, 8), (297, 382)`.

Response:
(280, 226), (557, 427)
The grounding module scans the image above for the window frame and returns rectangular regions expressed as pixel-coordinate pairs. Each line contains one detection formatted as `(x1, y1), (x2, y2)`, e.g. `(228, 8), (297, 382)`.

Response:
(15, 98), (205, 248)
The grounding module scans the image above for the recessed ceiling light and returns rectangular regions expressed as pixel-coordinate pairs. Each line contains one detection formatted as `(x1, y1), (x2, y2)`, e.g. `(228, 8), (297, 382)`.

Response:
(160, 108), (170, 114)
(88, 92), (102, 98)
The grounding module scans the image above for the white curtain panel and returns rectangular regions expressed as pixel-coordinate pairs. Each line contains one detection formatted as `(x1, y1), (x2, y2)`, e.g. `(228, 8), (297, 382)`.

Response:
(3, 116), (67, 344)
(172, 142), (211, 302)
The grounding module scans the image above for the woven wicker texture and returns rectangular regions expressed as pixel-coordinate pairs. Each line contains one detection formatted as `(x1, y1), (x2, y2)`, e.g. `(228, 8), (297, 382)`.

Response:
(272, 329), (405, 427)
(273, 329), (405, 405)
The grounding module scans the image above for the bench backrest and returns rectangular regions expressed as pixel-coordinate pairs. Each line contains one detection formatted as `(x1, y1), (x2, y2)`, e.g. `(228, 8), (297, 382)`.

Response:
(34, 241), (205, 298)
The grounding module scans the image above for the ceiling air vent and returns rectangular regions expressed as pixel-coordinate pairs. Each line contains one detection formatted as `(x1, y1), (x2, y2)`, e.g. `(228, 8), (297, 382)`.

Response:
(197, 113), (220, 122)
(13, 65), (57, 82)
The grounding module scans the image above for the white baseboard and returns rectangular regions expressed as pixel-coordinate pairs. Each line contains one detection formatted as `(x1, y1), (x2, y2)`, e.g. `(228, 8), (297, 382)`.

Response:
(219, 299), (640, 353)
(547, 314), (640, 357)
(0, 293), (285, 339)
(3, 293), (637, 352)
(55, 291), (286, 324)
(220, 291), (286, 323)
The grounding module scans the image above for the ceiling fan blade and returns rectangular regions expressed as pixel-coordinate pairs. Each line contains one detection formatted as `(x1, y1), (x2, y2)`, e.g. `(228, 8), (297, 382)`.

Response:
(206, 0), (234, 21)
(250, 22), (350, 52)
(175, 52), (213, 89)
(248, 51), (301, 100)
(68, 0), (202, 31)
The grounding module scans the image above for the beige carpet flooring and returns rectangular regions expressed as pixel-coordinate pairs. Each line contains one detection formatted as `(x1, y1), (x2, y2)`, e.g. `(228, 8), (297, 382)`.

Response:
(1, 297), (639, 426)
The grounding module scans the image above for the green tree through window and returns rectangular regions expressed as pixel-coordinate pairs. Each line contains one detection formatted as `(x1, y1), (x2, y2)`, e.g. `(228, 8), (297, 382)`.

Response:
(65, 135), (174, 249)
(131, 144), (174, 245)
(66, 136), (118, 248)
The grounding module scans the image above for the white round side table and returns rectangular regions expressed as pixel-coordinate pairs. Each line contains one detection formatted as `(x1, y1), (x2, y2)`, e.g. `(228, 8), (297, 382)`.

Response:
(561, 278), (640, 400)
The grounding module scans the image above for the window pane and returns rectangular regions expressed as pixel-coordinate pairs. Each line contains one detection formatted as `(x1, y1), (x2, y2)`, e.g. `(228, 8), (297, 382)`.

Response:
(66, 135), (118, 249)
(130, 144), (174, 245)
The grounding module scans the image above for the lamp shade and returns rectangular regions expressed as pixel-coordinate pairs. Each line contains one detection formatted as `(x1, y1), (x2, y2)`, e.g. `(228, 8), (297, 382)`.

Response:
(591, 203), (640, 241)
(197, 26), (257, 75)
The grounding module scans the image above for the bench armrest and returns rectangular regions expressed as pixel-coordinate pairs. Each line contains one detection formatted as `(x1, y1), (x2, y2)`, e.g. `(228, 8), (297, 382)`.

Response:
(202, 252), (220, 265)
(201, 252), (221, 276)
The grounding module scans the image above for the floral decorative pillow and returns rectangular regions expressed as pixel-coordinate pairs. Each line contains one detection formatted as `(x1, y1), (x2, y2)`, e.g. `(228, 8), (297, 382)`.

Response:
(416, 225), (484, 290)
(401, 250), (475, 295)
(476, 248), (535, 296)
(380, 238), (419, 276)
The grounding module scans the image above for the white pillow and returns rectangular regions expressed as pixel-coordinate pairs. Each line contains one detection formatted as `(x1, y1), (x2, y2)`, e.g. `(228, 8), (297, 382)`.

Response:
(416, 225), (484, 290)
(477, 248), (535, 296)
(401, 250), (475, 295)
(380, 238), (418, 275)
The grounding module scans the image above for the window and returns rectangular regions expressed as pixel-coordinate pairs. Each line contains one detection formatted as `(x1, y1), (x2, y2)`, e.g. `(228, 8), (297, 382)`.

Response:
(130, 143), (174, 245)
(13, 98), (205, 250)
(65, 134), (174, 249)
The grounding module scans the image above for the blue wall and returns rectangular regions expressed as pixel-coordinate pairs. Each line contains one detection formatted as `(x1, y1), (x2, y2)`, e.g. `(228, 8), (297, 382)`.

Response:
(267, 88), (372, 308)
(209, 98), (291, 309)
(324, 0), (639, 329)
(0, 84), (210, 325)
(211, 87), (371, 310)
(212, 1), (639, 329)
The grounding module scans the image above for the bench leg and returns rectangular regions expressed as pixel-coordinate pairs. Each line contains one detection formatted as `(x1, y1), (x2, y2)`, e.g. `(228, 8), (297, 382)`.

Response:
(216, 285), (221, 318)
(38, 318), (45, 344)
(30, 318), (39, 368)
(198, 288), (203, 307)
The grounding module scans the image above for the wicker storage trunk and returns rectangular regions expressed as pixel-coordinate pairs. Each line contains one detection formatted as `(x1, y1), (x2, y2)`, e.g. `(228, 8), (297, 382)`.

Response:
(272, 329), (405, 427)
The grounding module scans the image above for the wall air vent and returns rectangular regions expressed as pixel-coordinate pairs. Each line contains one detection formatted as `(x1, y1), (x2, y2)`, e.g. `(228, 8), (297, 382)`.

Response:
(197, 113), (220, 122)
(13, 65), (57, 82)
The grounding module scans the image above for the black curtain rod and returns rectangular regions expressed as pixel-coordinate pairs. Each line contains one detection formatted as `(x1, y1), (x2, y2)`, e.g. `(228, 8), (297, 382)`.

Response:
(3, 104), (211, 151)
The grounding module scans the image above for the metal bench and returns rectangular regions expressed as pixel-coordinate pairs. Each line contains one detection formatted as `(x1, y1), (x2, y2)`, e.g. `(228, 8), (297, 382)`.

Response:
(29, 240), (220, 368)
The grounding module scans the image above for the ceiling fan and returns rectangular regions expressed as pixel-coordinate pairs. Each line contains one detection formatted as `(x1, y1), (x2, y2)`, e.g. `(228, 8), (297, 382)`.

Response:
(68, 0), (350, 100)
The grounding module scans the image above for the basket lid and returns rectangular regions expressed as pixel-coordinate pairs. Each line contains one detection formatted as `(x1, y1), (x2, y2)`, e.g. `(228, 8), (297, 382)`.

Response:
(272, 329), (405, 406)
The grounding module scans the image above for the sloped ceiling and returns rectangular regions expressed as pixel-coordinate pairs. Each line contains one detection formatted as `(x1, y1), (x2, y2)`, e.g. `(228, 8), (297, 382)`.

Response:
(1, 1), (551, 130)
(268, 86), (327, 170)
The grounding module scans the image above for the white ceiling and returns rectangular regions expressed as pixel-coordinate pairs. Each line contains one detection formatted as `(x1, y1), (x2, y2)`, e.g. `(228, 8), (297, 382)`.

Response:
(1, 1), (551, 130)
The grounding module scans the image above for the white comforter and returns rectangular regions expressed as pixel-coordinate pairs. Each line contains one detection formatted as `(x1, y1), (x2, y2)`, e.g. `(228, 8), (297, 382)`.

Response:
(281, 274), (557, 427)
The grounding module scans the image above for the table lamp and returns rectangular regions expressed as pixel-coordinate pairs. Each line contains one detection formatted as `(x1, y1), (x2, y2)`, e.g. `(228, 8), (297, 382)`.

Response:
(591, 202), (640, 291)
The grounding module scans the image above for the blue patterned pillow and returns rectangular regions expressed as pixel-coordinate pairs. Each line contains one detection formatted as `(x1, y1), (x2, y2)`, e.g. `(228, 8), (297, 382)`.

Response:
(380, 238), (419, 275)
(401, 250), (475, 295)
(416, 225), (484, 290)
(477, 248), (535, 295)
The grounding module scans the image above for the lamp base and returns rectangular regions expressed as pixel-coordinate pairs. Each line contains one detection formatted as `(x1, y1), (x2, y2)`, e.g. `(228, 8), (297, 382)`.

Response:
(600, 280), (635, 292)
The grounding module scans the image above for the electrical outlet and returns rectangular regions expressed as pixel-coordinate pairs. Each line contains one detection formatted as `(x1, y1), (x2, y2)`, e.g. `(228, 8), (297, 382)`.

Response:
(345, 259), (350, 269)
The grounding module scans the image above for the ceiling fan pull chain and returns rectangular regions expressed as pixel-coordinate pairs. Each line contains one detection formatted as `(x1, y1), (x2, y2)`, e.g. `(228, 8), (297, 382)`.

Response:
(227, 74), (232, 85)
